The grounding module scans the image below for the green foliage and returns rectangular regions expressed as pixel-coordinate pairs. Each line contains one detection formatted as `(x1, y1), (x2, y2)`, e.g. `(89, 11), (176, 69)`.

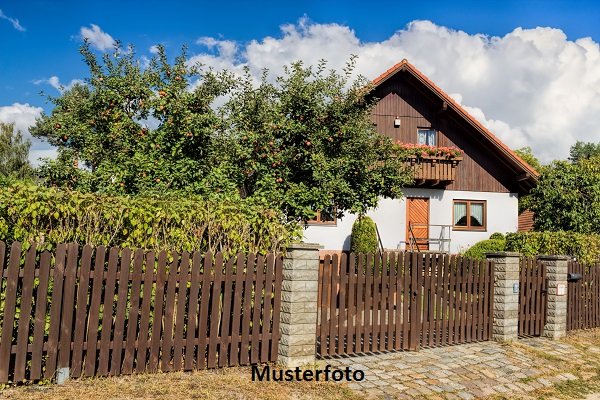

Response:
(514, 147), (543, 214)
(207, 57), (413, 221)
(0, 182), (301, 257)
(0, 122), (34, 180)
(463, 239), (506, 260)
(529, 157), (600, 233)
(514, 146), (543, 172)
(489, 232), (505, 240)
(505, 231), (600, 264)
(569, 141), (600, 164)
(31, 42), (235, 196)
(31, 43), (412, 222)
(350, 216), (378, 254)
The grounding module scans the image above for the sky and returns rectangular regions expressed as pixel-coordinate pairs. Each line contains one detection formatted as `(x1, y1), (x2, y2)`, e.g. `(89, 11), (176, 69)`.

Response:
(2, 0), (600, 165)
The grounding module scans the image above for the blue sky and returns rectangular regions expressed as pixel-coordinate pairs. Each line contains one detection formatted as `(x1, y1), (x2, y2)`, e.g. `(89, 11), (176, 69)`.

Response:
(2, 0), (600, 163)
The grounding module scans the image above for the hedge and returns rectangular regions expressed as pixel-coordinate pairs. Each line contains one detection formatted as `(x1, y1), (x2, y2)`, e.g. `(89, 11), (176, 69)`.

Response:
(463, 239), (506, 260)
(0, 183), (301, 256)
(351, 216), (378, 254)
(505, 231), (600, 264)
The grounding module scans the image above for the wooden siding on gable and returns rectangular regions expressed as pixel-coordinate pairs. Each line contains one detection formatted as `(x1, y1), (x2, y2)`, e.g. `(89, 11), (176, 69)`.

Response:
(371, 73), (514, 193)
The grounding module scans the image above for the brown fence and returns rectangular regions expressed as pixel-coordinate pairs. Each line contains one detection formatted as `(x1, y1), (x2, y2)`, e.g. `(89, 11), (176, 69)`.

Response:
(567, 260), (600, 331)
(518, 257), (547, 337)
(316, 252), (494, 356)
(0, 241), (283, 384)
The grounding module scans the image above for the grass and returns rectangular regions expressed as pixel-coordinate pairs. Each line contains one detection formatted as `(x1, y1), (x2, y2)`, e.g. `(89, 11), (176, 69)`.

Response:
(0, 365), (362, 400)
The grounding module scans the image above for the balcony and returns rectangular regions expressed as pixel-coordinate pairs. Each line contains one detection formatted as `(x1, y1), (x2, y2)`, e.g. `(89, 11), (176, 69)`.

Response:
(406, 155), (463, 185)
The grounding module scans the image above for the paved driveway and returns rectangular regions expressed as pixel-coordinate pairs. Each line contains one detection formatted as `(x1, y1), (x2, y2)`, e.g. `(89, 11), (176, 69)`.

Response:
(327, 336), (591, 399)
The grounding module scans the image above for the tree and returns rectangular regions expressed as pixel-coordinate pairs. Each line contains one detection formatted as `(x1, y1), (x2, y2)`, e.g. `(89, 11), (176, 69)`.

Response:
(514, 146), (543, 213)
(569, 141), (600, 164)
(223, 59), (413, 221)
(514, 147), (543, 172)
(529, 156), (600, 233)
(32, 41), (412, 222)
(0, 122), (33, 180)
(31, 41), (234, 195)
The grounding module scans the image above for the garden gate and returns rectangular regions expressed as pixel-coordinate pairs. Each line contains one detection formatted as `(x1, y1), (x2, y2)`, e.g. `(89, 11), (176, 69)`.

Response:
(518, 257), (547, 337)
(316, 251), (494, 356)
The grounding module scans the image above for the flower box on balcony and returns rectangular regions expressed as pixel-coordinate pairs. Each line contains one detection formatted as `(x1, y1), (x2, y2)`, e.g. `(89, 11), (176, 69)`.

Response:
(406, 155), (463, 183)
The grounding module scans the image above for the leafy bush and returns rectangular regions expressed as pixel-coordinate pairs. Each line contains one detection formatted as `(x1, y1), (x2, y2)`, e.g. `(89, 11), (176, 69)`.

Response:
(463, 239), (506, 260)
(489, 232), (505, 240)
(505, 231), (600, 264)
(350, 216), (378, 254)
(0, 182), (301, 256)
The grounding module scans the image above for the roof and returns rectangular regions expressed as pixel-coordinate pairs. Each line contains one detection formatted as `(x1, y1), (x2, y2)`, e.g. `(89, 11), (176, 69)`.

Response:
(372, 60), (539, 181)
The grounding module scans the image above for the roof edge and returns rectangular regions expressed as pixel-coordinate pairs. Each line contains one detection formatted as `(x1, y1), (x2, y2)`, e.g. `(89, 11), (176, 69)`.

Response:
(372, 60), (539, 180)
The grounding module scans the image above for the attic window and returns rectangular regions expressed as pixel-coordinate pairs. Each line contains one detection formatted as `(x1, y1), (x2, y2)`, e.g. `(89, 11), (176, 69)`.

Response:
(417, 128), (436, 146)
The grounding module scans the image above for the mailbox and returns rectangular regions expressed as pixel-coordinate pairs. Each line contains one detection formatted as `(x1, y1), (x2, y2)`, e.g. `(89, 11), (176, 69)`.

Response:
(568, 273), (583, 282)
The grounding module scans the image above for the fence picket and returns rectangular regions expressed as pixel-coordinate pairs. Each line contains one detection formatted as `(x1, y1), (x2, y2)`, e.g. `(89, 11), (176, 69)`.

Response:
(13, 244), (37, 382)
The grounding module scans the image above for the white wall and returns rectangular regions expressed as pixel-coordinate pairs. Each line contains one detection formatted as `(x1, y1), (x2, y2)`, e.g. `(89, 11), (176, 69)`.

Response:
(302, 189), (519, 254)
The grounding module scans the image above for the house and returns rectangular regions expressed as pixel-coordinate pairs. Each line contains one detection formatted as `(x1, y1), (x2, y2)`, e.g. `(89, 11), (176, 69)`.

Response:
(303, 60), (538, 254)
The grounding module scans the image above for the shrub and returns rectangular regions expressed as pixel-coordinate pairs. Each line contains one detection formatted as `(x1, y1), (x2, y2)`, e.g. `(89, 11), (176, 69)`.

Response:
(463, 239), (506, 260)
(351, 216), (378, 254)
(0, 182), (301, 257)
(505, 231), (600, 264)
(489, 232), (505, 240)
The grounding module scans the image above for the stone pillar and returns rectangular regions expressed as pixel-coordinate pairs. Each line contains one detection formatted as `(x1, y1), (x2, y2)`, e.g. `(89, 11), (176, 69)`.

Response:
(278, 243), (322, 367)
(539, 255), (569, 340)
(486, 252), (521, 342)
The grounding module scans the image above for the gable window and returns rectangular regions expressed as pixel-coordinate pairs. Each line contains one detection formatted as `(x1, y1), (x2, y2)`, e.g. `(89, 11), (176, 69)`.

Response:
(307, 206), (337, 225)
(417, 128), (436, 146)
(453, 200), (486, 230)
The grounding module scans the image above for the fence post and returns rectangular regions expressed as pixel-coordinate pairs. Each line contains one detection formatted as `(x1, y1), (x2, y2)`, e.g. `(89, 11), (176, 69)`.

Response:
(486, 252), (520, 342)
(278, 243), (322, 367)
(538, 255), (569, 340)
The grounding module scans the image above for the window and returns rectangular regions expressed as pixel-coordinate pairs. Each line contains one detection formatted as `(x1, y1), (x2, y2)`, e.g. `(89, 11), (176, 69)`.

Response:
(307, 206), (337, 225)
(417, 128), (436, 146)
(453, 200), (486, 230)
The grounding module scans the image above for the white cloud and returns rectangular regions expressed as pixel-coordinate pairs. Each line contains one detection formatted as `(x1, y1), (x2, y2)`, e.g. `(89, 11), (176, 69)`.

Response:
(149, 45), (160, 54)
(186, 19), (600, 162)
(80, 24), (115, 51)
(33, 76), (84, 92)
(0, 103), (56, 165)
(0, 9), (25, 31)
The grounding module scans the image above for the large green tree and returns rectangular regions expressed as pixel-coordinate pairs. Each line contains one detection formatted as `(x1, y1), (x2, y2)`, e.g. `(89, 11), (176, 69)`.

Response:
(224, 59), (413, 221)
(569, 141), (600, 164)
(31, 41), (234, 195)
(0, 122), (34, 180)
(32, 43), (413, 222)
(530, 155), (600, 233)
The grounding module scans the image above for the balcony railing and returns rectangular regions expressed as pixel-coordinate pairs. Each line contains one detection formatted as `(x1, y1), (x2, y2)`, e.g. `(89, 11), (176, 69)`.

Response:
(407, 155), (463, 184)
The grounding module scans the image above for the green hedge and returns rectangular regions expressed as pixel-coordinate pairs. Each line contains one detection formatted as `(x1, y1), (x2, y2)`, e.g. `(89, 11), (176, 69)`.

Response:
(463, 239), (506, 260)
(0, 183), (301, 256)
(505, 231), (600, 264)
(351, 216), (378, 254)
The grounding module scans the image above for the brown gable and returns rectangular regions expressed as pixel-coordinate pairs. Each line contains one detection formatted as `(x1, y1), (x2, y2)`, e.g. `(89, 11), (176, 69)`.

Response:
(371, 60), (538, 193)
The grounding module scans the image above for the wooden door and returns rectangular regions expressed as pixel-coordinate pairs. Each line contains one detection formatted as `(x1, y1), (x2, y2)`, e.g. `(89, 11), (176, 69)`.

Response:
(406, 198), (429, 251)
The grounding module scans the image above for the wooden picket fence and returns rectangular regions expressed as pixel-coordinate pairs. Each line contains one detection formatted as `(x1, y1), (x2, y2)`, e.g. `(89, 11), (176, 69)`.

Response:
(316, 252), (494, 356)
(567, 260), (600, 331)
(518, 257), (547, 337)
(0, 241), (283, 384)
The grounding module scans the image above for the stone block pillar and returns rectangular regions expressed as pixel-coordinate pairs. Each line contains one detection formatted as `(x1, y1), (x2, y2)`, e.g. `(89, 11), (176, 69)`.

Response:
(539, 255), (569, 340)
(486, 252), (521, 342)
(278, 243), (322, 367)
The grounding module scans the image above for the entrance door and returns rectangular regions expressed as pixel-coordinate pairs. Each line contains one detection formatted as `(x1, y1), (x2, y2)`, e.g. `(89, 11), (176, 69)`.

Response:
(406, 197), (429, 251)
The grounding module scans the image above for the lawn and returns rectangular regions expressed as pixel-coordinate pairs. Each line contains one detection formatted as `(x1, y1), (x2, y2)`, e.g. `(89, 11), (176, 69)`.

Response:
(0, 365), (361, 400)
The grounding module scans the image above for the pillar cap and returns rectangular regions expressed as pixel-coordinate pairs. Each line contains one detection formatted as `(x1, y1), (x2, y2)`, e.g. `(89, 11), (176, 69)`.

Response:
(485, 251), (521, 258)
(286, 242), (323, 251)
(537, 254), (571, 261)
